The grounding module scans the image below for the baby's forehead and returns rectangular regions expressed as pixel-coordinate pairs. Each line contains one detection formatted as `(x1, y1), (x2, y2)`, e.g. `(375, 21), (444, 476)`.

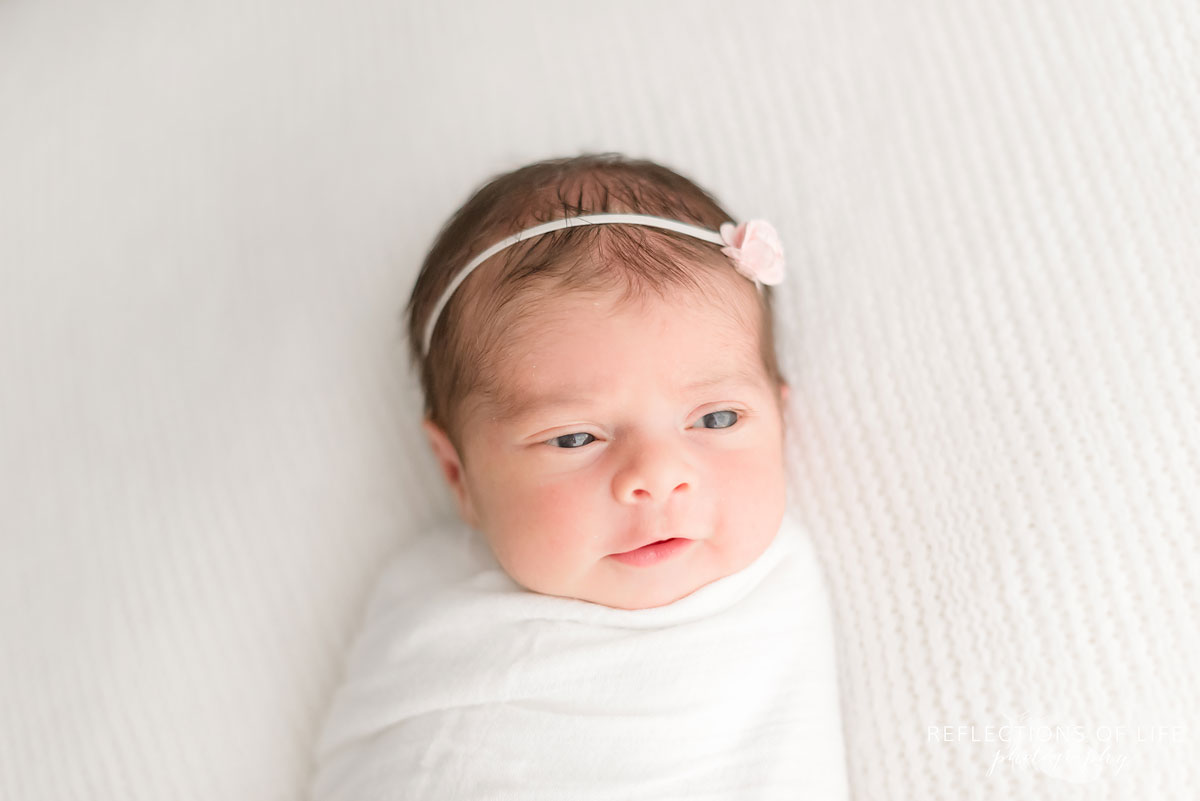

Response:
(516, 272), (759, 336)
(461, 268), (768, 414)
(478, 327), (766, 424)
(507, 286), (755, 357)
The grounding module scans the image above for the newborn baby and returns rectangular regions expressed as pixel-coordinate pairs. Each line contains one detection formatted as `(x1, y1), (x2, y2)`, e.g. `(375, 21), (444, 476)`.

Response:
(311, 153), (847, 799)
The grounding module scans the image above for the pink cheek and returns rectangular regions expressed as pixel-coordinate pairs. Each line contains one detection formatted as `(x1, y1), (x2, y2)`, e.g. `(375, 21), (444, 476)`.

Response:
(722, 453), (779, 493)
(538, 473), (598, 516)
(539, 484), (572, 515)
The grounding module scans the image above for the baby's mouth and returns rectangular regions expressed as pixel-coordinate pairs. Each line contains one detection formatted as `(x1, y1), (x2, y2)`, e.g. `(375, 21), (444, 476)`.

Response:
(611, 537), (690, 556)
(607, 537), (695, 566)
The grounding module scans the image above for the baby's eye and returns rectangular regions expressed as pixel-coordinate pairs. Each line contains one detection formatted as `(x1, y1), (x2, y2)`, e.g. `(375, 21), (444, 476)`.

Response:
(547, 432), (596, 449)
(694, 410), (739, 429)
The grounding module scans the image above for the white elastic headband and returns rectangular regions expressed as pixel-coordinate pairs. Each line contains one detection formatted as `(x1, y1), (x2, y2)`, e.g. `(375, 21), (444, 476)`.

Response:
(421, 213), (778, 358)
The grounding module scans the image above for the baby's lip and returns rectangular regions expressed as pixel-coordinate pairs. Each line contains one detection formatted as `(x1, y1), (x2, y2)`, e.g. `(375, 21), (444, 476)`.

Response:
(611, 536), (692, 556)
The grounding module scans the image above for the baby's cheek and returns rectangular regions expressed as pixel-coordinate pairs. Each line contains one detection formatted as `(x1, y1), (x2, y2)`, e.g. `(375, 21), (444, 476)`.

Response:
(494, 476), (580, 539)
(719, 444), (786, 493)
(488, 479), (596, 587)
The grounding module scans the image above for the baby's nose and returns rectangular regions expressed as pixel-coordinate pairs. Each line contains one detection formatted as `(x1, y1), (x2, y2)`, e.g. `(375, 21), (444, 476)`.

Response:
(611, 437), (694, 504)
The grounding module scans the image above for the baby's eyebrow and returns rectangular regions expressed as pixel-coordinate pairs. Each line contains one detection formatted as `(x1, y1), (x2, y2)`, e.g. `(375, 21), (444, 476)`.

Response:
(492, 364), (763, 423)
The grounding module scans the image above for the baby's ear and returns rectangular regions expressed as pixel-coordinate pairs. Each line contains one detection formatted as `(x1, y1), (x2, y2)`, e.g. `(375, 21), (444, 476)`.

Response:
(421, 417), (479, 528)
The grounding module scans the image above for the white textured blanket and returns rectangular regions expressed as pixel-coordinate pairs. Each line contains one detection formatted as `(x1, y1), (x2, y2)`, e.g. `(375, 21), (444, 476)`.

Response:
(311, 511), (848, 800)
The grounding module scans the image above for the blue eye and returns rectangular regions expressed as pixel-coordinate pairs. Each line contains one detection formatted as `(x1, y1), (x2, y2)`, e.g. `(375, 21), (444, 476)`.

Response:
(697, 410), (739, 429)
(548, 432), (595, 449)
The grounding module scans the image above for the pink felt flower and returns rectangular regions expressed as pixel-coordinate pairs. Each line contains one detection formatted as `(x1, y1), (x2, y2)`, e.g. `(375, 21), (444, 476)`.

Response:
(719, 220), (785, 286)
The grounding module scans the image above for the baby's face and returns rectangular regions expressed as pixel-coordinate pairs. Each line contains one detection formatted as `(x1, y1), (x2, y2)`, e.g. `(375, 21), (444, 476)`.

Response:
(424, 277), (790, 610)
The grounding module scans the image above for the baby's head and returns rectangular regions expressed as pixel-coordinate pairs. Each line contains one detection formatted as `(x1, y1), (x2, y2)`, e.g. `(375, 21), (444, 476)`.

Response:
(405, 153), (791, 610)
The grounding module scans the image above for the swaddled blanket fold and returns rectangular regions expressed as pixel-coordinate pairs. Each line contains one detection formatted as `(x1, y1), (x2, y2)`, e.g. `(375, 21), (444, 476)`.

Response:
(311, 511), (847, 800)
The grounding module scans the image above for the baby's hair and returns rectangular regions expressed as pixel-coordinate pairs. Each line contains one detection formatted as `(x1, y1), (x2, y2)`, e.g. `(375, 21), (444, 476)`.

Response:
(403, 152), (787, 461)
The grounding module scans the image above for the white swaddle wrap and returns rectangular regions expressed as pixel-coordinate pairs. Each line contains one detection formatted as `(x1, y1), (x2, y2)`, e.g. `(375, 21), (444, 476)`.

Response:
(311, 510), (848, 800)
